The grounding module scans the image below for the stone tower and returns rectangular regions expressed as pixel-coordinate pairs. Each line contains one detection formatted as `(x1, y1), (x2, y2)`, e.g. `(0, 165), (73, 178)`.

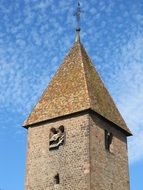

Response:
(24, 30), (132, 190)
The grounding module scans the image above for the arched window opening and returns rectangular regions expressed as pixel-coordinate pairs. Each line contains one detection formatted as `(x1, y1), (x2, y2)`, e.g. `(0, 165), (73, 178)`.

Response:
(50, 128), (57, 134)
(59, 125), (64, 133)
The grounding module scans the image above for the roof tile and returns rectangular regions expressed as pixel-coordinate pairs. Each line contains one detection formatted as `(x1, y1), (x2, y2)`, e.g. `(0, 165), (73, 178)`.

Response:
(24, 41), (131, 135)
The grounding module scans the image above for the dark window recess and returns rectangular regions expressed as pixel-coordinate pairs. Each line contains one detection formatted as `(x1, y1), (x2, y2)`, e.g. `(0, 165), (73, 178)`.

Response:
(105, 130), (113, 151)
(111, 183), (113, 190)
(54, 174), (60, 185)
(49, 126), (65, 150)
(59, 125), (64, 133)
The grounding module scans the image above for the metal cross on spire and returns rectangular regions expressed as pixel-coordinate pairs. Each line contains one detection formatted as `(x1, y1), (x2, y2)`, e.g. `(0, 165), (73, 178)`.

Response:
(74, 0), (83, 42)
(75, 1), (82, 30)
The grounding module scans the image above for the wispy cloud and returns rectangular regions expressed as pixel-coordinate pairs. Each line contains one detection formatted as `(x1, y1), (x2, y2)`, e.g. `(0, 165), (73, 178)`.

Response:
(106, 33), (143, 163)
(0, 0), (143, 163)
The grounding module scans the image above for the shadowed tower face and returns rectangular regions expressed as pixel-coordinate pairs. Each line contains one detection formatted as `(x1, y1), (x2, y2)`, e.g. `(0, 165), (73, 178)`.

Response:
(24, 7), (132, 189)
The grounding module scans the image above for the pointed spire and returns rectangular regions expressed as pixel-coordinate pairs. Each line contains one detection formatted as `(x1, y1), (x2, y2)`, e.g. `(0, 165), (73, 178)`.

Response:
(24, 42), (132, 136)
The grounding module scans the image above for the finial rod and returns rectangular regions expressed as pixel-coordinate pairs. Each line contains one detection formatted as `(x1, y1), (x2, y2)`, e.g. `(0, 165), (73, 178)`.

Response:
(74, 1), (83, 42)
(75, 1), (81, 30)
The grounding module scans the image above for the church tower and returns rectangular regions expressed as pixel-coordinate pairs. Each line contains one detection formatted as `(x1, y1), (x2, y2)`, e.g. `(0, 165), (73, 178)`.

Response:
(24, 3), (132, 190)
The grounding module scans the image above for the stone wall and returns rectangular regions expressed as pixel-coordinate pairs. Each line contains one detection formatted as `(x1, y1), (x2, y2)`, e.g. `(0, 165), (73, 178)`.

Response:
(25, 113), (90, 190)
(89, 113), (130, 190)
(25, 112), (130, 190)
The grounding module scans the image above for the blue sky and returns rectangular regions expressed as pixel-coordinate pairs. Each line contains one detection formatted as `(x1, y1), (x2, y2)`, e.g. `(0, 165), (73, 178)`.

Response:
(0, 0), (143, 189)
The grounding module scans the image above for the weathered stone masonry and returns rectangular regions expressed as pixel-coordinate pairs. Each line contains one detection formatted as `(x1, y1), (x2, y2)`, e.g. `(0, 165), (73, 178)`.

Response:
(24, 39), (132, 190)
(25, 113), (90, 190)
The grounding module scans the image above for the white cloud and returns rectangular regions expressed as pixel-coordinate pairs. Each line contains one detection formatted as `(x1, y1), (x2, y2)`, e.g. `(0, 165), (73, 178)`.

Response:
(0, 0), (143, 163)
(108, 33), (143, 163)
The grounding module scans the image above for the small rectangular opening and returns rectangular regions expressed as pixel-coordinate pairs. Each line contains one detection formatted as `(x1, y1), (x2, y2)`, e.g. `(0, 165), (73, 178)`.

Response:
(105, 130), (113, 151)
(54, 173), (60, 185)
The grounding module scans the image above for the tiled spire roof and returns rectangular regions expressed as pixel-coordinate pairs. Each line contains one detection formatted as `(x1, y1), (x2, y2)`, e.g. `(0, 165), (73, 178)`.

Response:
(24, 40), (131, 135)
